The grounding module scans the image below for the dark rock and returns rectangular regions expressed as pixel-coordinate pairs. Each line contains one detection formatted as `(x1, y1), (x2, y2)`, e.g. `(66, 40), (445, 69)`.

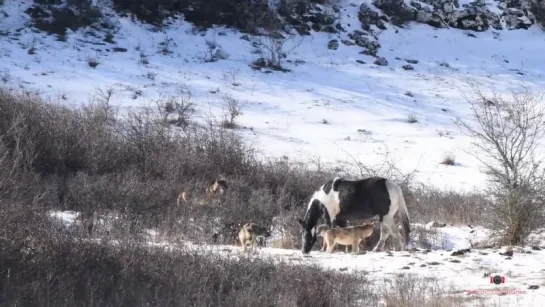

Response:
(406, 59), (419, 64)
(356, 60), (366, 64)
(529, 285), (539, 290)
(342, 39), (355, 46)
(402, 64), (414, 70)
(358, 3), (381, 31)
(499, 250), (513, 257)
(374, 57), (388, 66)
(451, 248), (471, 256)
(240, 35), (250, 41)
(327, 39), (339, 50)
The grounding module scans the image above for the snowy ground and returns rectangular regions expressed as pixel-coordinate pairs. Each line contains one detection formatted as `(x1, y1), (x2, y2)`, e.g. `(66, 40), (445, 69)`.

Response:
(1, 0), (545, 193)
(50, 210), (545, 307)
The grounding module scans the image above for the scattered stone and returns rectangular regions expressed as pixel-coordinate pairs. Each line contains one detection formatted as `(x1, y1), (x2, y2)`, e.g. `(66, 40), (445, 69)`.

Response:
(339, 267), (348, 271)
(406, 59), (418, 64)
(451, 248), (471, 256)
(506, 256), (512, 260)
(358, 3), (382, 31)
(528, 285), (539, 290)
(420, 264), (427, 267)
(356, 60), (366, 64)
(374, 57), (388, 66)
(427, 221), (447, 228)
(349, 31), (380, 56)
(387, 251), (394, 256)
(401, 266), (411, 269)
(328, 39), (339, 50)
(112, 47), (127, 52)
(402, 64), (414, 70)
(449, 259), (461, 263)
(478, 252), (488, 255)
(240, 35), (250, 41)
(499, 250), (513, 257)
(428, 261), (441, 265)
(218, 32), (226, 36)
(342, 39), (355, 46)
(532, 246), (541, 251)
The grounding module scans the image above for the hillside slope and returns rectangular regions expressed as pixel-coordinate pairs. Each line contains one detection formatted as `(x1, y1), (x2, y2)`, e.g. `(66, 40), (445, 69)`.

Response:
(0, 0), (544, 192)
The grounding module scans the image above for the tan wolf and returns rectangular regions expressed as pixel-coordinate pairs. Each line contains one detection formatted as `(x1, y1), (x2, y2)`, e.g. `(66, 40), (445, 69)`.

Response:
(238, 223), (271, 253)
(317, 221), (376, 254)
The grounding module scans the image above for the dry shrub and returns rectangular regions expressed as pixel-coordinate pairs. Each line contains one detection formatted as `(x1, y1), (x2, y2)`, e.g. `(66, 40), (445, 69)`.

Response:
(0, 87), (328, 245)
(409, 186), (489, 226)
(381, 274), (471, 307)
(0, 226), (377, 306)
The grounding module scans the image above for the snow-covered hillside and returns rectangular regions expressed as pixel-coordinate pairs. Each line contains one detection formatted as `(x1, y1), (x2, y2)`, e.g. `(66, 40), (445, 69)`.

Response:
(1, 0), (544, 193)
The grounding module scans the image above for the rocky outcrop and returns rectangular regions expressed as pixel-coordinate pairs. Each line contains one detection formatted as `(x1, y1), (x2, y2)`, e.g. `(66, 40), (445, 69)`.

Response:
(368, 0), (543, 31)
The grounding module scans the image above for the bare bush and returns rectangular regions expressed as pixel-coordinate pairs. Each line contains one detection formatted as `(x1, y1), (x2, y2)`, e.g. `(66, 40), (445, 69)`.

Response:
(456, 83), (545, 245)
(251, 32), (304, 71)
(156, 90), (196, 129)
(221, 94), (244, 129)
(440, 153), (456, 166)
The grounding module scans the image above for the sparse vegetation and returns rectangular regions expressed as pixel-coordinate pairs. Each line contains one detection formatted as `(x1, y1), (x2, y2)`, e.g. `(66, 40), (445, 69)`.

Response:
(87, 57), (100, 68)
(139, 51), (149, 65)
(407, 114), (418, 123)
(157, 89), (196, 129)
(382, 274), (472, 307)
(26, 0), (104, 36)
(440, 153), (456, 166)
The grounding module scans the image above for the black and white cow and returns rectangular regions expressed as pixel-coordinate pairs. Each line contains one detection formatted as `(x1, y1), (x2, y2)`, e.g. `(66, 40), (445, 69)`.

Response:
(298, 176), (410, 254)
